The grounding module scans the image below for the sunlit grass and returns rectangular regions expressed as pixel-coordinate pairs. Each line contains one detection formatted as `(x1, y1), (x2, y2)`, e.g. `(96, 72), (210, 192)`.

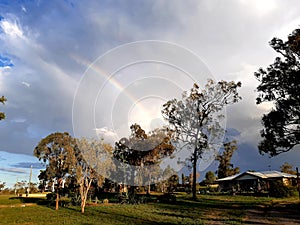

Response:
(0, 194), (299, 225)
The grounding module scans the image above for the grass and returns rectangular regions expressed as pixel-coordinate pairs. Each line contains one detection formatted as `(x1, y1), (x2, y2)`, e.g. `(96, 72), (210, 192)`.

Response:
(0, 193), (299, 225)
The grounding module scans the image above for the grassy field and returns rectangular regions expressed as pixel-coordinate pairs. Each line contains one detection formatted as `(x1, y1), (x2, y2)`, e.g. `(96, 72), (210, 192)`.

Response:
(0, 194), (299, 225)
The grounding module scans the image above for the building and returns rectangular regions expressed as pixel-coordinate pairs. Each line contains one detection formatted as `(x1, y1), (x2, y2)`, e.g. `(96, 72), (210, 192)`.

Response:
(216, 170), (297, 193)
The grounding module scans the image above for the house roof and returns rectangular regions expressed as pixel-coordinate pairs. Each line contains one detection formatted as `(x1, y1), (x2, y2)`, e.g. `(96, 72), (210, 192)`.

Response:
(216, 170), (297, 182)
(216, 173), (241, 182)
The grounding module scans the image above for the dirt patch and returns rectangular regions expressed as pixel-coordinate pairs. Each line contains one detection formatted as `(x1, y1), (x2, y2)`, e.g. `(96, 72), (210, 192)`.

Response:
(243, 203), (300, 224)
(202, 209), (230, 225)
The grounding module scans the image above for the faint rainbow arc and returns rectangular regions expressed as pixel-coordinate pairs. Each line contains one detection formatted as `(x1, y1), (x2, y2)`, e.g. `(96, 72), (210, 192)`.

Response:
(71, 54), (152, 126)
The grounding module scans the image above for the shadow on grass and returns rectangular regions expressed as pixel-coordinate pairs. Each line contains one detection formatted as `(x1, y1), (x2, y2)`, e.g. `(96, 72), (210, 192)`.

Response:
(154, 196), (300, 224)
(9, 196), (50, 205)
(67, 206), (164, 225)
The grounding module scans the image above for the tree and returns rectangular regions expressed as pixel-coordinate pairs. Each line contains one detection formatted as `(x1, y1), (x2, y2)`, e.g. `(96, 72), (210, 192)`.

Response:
(0, 95), (7, 120)
(34, 132), (77, 210)
(14, 180), (27, 194)
(181, 173), (186, 185)
(155, 165), (177, 193)
(0, 181), (5, 191)
(255, 28), (300, 156)
(75, 138), (115, 213)
(113, 124), (175, 186)
(280, 162), (297, 175)
(203, 171), (216, 185)
(216, 140), (240, 179)
(162, 80), (241, 200)
(167, 174), (179, 193)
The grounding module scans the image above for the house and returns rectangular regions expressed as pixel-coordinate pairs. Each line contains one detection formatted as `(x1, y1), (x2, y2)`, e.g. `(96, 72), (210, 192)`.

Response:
(216, 170), (297, 193)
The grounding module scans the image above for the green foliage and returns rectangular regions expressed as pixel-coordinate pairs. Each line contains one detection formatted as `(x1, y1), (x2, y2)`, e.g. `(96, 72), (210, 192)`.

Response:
(0, 181), (5, 191)
(162, 80), (241, 200)
(268, 180), (295, 198)
(0, 95), (7, 120)
(280, 162), (297, 175)
(114, 124), (175, 167)
(34, 132), (78, 210)
(34, 132), (78, 179)
(14, 180), (27, 194)
(113, 124), (175, 187)
(157, 193), (177, 203)
(203, 171), (216, 184)
(216, 140), (240, 179)
(255, 28), (300, 156)
(46, 192), (56, 201)
(167, 174), (179, 193)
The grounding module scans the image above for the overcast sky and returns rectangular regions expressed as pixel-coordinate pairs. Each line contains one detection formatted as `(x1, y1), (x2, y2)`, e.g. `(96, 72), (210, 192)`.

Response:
(0, 0), (300, 187)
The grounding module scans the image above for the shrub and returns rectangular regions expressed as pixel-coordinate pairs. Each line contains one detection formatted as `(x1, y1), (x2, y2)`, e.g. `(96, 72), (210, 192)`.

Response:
(46, 192), (56, 201)
(268, 180), (291, 197)
(157, 193), (176, 203)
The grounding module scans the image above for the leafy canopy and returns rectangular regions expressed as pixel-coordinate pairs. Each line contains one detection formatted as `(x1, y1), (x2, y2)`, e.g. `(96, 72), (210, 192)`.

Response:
(255, 28), (300, 156)
(162, 79), (241, 200)
(216, 140), (240, 179)
(0, 95), (7, 120)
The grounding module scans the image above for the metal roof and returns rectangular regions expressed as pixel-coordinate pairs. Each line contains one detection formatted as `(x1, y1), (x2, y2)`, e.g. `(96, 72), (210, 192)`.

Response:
(216, 173), (241, 182)
(246, 170), (297, 179)
(216, 170), (297, 182)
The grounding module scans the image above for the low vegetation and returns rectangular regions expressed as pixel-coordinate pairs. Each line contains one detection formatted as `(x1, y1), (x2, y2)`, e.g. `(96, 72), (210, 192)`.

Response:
(0, 193), (299, 225)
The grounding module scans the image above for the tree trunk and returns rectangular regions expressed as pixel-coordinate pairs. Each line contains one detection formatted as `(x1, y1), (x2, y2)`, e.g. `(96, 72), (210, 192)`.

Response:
(81, 179), (92, 214)
(192, 149), (197, 200)
(55, 189), (59, 210)
(81, 200), (85, 214)
(81, 188), (87, 214)
(148, 173), (151, 194)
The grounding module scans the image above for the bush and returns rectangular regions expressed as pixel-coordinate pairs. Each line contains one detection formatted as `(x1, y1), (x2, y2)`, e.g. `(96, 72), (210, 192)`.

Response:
(287, 186), (298, 197)
(69, 193), (81, 206)
(46, 192), (56, 201)
(46, 192), (72, 207)
(157, 193), (176, 203)
(268, 180), (294, 198)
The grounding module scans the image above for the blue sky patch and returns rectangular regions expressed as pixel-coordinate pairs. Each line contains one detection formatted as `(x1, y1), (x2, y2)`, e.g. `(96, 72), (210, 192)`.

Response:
(0, 55), (13, 67)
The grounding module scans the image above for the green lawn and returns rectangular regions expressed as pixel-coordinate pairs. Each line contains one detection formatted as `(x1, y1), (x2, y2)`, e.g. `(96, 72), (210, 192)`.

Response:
(0, 194), (299, 225)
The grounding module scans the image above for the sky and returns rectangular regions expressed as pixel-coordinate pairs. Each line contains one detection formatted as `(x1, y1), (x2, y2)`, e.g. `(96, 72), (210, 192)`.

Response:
(0, 0), (300, 188)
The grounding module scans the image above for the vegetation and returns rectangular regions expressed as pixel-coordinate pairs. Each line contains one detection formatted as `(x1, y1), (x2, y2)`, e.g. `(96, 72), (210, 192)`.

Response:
(113, 124), (175, 194)
(268, 180), (296, 198)
(162, 80), (241, 200)
(255, 28), (300, 156)
(216, 140), (240, 179)
(0, 181), (5, 191)
(280, 162), (297, 175)
(0, 194), (299, 225)
(0, 95), (7, 120)
(75, 138), (115, 213)
(34, 132), (78, 210)
(203, 171), (217, 185)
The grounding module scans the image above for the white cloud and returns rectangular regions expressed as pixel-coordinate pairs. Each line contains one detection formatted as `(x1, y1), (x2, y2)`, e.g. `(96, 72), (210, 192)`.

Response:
(21, 81), (30, 87)
(0, 66), (11, 90)
(272, 17), (300, 40)
(239, 0), (278, 16)
(21, 6), (27, 13)
(11, 118), (26, 123)
(94, 127), (118, 144)
(0, 0), (299, 174)
(0, 19), (23, 38)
